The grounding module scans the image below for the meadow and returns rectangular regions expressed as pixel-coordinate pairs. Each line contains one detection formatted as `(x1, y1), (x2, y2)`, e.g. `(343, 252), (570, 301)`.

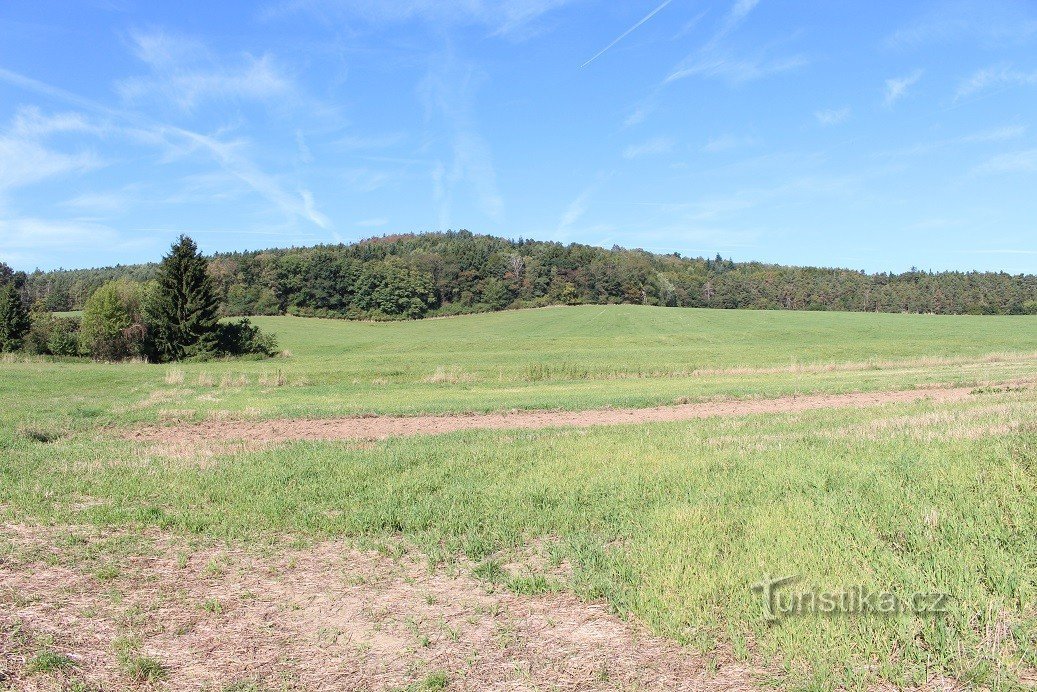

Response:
(2, 305), (1036, 690)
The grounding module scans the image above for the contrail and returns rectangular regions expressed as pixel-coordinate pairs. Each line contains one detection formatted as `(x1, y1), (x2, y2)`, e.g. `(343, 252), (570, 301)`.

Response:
(581, 0), (673, 69)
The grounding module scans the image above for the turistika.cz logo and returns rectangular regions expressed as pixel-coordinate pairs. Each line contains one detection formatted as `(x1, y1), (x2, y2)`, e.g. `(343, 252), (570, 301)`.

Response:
(751, 573), (951, 622)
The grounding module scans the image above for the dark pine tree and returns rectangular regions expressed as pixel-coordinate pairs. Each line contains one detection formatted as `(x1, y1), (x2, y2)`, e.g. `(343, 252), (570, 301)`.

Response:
(150, 235), (221, 361)
(0, 282), (30, 352)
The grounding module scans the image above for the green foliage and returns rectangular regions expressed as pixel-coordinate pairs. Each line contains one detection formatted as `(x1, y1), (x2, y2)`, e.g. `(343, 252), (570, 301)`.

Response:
(80, 279), (145, 361)
(352, 257), (436, 319)
(0, 282), (31, 352)
(217, 318), (279, 357)
(26, 650), (78, 674)
(481, 277), (513, 310)
(19, 231), (1037, 319)
(149, 235), (221, 362)
(24, 305), (81, 357)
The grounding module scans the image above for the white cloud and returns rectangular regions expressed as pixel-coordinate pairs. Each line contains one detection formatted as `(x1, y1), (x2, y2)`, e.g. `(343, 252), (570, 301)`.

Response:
(0, 66), (333, 233)
(623, 105), (653, 127)
(888, 1), (1037, 48)
(0, 217), (119, 256)
(702, 134), (758, 152)
(356, 217), (388, 227)
(335, 133), (407, 150)
(962, 124), (1027, 142)
(0, 138), (103, 192)
(956, 64), (1037, 99)
(61, 191), (132, 214)
(707, 0), (761, 50)
(884, 69), (923, 107)
(558, 187), (593, 233)
(419, 56), (503, 225)
(661, 0), (809, 87)
(667, 53), (806, 84)
(0, 109), (106, 195)
(261, 0), (574, 38)
(973, 148), (1037, 175)
(874, 124), (1026, 159)
(815, 107), (850, 126)
(623, 137), (675, 159)
(118, 30), (293, 111)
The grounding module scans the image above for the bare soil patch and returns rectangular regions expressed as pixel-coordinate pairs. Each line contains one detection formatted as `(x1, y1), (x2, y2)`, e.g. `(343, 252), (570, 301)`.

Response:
(120, 384), (1024, 445)
(0, 524), (763, 690)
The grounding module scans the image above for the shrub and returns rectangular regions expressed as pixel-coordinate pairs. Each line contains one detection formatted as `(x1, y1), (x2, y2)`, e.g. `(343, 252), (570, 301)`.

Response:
(217, 318), (279, 357)
(80, 280), (147, 361)
(25, 307), (81, 356)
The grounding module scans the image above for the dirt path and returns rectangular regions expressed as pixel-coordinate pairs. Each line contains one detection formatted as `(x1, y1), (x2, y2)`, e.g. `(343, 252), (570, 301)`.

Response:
(0, 524), (763, 690)
(122, 384), (1021, 444)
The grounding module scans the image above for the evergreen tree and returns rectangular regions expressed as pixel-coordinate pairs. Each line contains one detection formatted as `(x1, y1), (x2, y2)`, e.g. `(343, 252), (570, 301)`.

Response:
(149, 235), (221, 361)
(0, 282), (30, 352)
(0, 261), (14, 287)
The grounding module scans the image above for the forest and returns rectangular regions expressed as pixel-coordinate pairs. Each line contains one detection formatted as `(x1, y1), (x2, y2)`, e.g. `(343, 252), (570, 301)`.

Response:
(6, 231), (1037, 320)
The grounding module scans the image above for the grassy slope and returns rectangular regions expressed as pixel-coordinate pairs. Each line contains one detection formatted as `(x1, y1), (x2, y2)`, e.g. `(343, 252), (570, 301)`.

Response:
(2, 305), (1037, 688)
(4, 305), (1037, 428)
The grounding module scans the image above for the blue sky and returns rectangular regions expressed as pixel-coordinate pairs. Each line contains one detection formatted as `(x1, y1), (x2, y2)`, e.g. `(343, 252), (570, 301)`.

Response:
(1, 0), (1036, 272)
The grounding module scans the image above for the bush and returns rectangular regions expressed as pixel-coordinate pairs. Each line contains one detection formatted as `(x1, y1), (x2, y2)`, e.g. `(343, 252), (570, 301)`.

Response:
(80, 279), (147, 361)
(25, 309), (81, 356)
(218, 318), (279, 357)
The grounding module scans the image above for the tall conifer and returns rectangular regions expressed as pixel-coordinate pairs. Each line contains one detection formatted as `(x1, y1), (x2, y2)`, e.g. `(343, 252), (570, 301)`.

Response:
(150, 235), (220, 361)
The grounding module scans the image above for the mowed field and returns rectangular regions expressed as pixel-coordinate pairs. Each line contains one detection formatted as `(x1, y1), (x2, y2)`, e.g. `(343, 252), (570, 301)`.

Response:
(2, 305), (1037, 690)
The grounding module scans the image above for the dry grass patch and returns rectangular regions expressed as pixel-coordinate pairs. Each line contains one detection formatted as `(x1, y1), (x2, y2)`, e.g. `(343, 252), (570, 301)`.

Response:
(0, 523), (766, 691)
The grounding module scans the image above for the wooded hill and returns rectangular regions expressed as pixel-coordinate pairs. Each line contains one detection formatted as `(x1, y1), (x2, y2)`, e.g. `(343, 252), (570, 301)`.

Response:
(8, 231), (1037, 318)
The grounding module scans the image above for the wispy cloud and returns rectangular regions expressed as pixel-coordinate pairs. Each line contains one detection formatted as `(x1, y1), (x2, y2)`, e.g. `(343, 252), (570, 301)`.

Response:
(815, 107), (850, 126)
(888, 0), (1037, 48)
(623, 137), (674, 159)
(419, 54), (503, 225)
(61, 190), (133, 214)
(623, 104), (654, 127)
(706, 0), (761, 51)
(261, 0), (575, 39)
(118, 29), (292, 111)
(0, 66), (332, 231)
(874, 124), (1027, 159)
(665, 1), (807, 86)
(0, 108), (106, 195)
(356, 217), (388, 227)
(702, 134), (758, 152)
(558, 186), (594, 235)
(581, 0), (672, 68)
(884, 69), (923, 107)
(667, 53), (806, 84)
(973, 148), (1037, 175)
(335, 132), (408, 150)
(956, 64), (1037, 99)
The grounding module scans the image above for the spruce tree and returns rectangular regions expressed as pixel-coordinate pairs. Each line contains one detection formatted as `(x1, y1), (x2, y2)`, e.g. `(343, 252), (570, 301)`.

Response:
(0, 282), (30, 352)
(149, 235), (221, 361)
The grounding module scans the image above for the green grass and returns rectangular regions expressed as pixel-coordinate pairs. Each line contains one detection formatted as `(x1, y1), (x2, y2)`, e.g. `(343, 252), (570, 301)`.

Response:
(26, 650), (78, 674)
(3, 306), (1037, 431)
(2, 305), (1036, 688)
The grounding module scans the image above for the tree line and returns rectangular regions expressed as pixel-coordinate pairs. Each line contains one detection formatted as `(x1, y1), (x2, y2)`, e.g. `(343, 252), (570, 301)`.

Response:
(5, 231), (1037, 324)
(0, 236), (275, 361)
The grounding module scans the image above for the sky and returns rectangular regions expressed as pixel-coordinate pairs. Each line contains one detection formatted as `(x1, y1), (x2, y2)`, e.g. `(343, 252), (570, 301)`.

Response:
(1, 0), (1036, 273)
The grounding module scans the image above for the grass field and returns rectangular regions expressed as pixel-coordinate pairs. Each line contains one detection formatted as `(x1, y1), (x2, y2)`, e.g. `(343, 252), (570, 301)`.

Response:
(2, 305), (1037, 690)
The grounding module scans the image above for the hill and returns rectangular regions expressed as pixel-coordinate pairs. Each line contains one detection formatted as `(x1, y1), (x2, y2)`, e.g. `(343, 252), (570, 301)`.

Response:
(7, 230), (1037, 317)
